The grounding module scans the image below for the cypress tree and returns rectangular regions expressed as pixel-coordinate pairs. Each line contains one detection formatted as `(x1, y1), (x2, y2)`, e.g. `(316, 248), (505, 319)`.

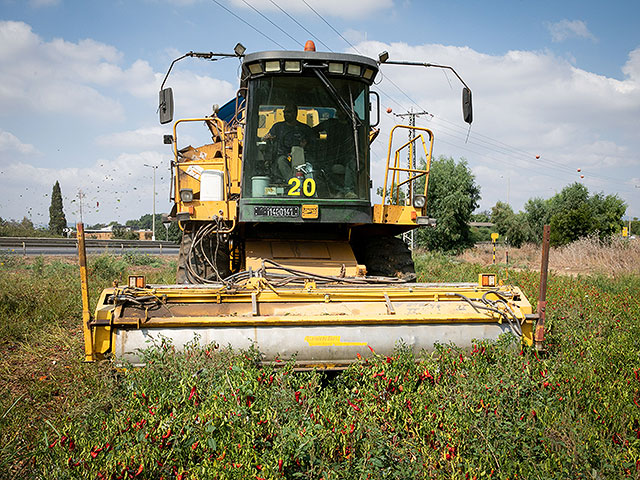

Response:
(48, 181), (67, 236)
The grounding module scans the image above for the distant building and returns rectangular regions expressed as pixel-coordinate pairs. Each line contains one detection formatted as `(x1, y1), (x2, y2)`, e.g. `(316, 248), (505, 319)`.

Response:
(69, 225), (155, 240)
(84, 225), (118, 240)
(137, 229), (153, 240)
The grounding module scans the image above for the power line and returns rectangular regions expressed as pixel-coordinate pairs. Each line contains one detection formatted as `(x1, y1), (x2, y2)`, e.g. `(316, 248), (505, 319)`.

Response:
(240, 0), (300, 47)
(300, 0), (360, 53)
(210, 0), (286, 49)
(268, 0), (333, 51)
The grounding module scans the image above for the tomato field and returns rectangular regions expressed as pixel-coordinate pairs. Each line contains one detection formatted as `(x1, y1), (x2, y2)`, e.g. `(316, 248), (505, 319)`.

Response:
(1, 253), (639, 479)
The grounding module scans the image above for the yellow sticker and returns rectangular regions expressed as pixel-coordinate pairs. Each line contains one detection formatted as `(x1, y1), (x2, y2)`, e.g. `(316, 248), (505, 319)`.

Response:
(301, 204), (319, 219)
(304, 335), (367, 347)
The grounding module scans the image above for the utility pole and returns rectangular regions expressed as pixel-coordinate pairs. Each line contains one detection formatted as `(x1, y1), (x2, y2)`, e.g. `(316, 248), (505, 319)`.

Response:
(143, 164), (158, 241)
(393, 109), (430, 250)
(77, 190), (85, 224)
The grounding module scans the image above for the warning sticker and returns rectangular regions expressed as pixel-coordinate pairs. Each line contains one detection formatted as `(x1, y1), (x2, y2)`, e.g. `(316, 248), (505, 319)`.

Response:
(185, 164), (204, 180)
(304, 336), (367, 347)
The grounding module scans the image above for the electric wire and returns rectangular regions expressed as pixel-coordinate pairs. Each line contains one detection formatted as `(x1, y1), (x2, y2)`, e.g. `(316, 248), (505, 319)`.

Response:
(240, 0), (300, 47)
(210, 0), (286, 49)
(300, 0), (359, 54)
(268, 0), (333, 52)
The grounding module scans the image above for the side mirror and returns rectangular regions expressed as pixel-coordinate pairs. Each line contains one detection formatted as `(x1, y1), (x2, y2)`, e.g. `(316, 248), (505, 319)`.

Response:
(462, 87), (473, 124)
(159, 88), (174, 125)
(369, 90), (380, 127)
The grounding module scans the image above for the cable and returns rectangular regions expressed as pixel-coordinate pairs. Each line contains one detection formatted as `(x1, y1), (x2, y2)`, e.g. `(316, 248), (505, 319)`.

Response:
(210, 0), (286, 49)
(268, 0), (333, 51)
(240, 0), (300, 47)
(300, 0), (360, 54)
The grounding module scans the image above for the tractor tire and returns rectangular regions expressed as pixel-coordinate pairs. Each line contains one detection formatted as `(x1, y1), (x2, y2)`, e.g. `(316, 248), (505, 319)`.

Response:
(176, 230), (193, 284)
(176, 227), (230, 284)
(356, 235), (416, 281)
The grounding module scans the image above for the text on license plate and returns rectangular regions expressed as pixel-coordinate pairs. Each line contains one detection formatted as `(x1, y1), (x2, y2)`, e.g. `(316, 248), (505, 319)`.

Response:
(254, 206), (300, 217)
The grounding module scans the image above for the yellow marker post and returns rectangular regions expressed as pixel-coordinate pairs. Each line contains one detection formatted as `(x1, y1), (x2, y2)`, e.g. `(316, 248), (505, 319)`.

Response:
(491, 232), (499, 264)
(77, 223), (94, 362)
(622, 226), (628, 237)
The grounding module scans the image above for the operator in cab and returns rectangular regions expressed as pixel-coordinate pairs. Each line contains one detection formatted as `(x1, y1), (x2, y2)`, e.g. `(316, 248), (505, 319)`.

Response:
(313, 109), (357, 198)
(262, 104), (315, 182)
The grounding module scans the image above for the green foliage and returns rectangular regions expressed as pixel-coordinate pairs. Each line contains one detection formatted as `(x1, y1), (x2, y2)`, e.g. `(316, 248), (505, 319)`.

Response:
(549, 202), (594, 246)
(490, 202), (534, 248)
(523, 197), (549, 241)
(127, 214), (182, 242)
(122, 252), (164, 267)
(0, 259), (80, 343)
(546, 183), (626, 246)
(111, 224), (138, 240)
(590, 192), (627, 237)
(416, 156), (480, 253)
(376, 183), (406, 205)
(48, 181), (67, 236)
(488, 183), (627, 247)
(471, 210), (491, 222)
(0, 216), (50, 237)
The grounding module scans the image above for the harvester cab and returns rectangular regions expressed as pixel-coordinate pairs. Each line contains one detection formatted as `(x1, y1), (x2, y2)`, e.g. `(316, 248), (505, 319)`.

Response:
(80, 42), (537, 368)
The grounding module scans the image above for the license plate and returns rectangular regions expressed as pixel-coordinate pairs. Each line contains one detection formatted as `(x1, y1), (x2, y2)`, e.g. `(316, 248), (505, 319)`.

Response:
(254, 205), (300, 217)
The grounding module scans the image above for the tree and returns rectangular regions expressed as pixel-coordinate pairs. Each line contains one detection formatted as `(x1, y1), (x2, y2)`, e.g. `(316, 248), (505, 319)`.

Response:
(416, 156), (480, 253)
(589, 193), (626, 237)
(523, 197), (550, 243)
(490, 201), (533, 248)
(550, 203), (594, 246)
(490, 201), (515, 237)
(545, 183), (626, 246)
(112, 225), (138, 240)
(548, 182), (590, 217)
(48, 181), (67, 236)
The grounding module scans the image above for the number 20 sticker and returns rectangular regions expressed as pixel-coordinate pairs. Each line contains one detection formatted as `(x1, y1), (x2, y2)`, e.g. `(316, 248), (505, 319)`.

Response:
(288, 177), (316, 197)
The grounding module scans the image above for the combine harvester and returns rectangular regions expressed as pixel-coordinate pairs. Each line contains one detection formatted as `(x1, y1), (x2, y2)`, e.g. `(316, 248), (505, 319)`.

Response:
(79, 42), (538, 368)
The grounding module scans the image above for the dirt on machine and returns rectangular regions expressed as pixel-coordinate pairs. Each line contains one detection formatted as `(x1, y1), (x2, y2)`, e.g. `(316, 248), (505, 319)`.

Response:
(78, 41), (538, 368)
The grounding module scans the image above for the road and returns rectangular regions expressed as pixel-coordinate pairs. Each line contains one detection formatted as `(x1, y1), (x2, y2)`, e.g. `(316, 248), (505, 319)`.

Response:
(0, 237), (179, 256)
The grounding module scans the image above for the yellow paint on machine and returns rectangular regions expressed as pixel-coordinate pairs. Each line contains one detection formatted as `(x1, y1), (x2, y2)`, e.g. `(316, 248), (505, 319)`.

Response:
(304, 335), (367, 347)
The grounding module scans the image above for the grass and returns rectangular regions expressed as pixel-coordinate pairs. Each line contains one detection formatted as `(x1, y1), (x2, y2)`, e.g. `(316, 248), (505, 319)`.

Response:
(459, 236), (640, 276)
(1, 249), (639, 478)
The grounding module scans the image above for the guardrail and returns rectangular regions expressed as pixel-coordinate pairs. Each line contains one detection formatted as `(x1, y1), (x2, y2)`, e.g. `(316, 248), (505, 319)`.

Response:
(0, 236), (179, 254)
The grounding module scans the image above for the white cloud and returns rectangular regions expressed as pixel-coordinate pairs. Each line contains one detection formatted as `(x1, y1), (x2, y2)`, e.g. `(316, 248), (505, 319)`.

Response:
(29, 0), (60, 7)
(622, 47), (640, 82)
(546, 19), (597, 43)
(0, 20), (237, 124)
(0, 130), (39, 156)
(354, 40), (640, 215)
(95, 127), (170, 150)
(229, 0), (394, 19)
(164, 71), (237, 119)
(0, 21), (166, 121)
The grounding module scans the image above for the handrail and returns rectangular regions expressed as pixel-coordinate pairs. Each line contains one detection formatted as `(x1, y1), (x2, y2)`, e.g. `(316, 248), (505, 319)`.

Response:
(172, 117), (230, 203)
(381, 125), (434, 206)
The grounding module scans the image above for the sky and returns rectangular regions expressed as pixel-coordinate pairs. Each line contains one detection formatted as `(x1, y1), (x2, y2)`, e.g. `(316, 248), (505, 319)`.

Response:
(0, 0), (639, 227)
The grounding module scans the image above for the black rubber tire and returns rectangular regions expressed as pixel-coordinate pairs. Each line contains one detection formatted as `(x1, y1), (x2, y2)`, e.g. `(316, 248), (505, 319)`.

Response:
(176, 226), (230, 284)
(355, 235), (416, 281)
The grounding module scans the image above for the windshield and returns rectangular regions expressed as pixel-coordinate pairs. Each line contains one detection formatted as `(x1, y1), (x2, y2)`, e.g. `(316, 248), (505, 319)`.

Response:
(242, 75), (370, 201)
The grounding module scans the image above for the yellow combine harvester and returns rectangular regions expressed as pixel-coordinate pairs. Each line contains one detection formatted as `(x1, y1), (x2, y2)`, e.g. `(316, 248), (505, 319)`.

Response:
(80, 42), (537, 367)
